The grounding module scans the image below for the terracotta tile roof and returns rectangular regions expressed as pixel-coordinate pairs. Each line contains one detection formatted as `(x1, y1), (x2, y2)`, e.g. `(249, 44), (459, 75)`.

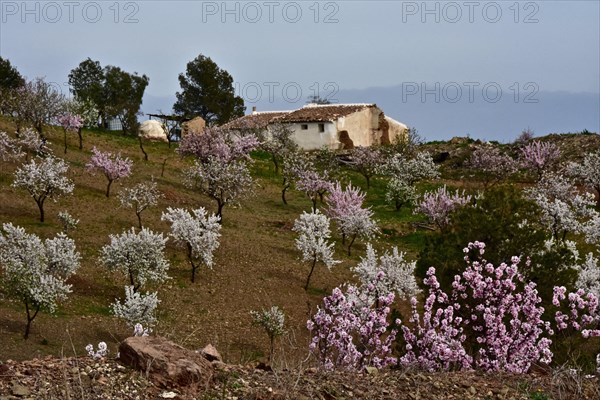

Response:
(273, 104), (377, 123)
(223, 104), (379, 129)
(223, 111), (290, 129)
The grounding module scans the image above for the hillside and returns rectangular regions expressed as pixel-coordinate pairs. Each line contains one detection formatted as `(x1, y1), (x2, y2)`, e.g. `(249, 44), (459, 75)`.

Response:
(1, 119), (599, 398)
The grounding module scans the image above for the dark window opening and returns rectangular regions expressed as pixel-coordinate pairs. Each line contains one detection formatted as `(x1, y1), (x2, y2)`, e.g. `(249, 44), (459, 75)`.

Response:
(318, 123), (325, 132)
(301, 124), (308, 130)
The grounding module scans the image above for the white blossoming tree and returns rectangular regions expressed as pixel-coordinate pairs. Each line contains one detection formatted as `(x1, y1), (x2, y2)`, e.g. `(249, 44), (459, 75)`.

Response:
(567, 150), (600, 208)
(12, 155), (74, 222)
(526, 172), (598, 241)
(111, 286), (160, 328)
(250, 306), (286, 363)
(0, 131), (24, 162)
(184, 159), (253, 222)
(119, 181), (163, 229)
(385, 178), (418, 211)
(576, 253), (600, 299)
(161, 207), (221, 283)
(382, 152), (440, 185)
(0, 223), (80, 338)
(293, 210), (340, 290)
(352, 243), (420, 304)
(381, 152), (440, 212)
(100, 227), (170, 292)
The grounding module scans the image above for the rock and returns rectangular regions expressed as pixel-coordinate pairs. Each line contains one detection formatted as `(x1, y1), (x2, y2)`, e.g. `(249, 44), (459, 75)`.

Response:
(118, 336), (213, 389)
(365, 366), (378, 375)
(200, 344), (222, 363)
(11, 383), (30, 396)
(138, 120), (168, 142)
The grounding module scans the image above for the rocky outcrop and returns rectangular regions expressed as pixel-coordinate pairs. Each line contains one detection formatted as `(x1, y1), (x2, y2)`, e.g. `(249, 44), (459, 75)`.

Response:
(118, 336), (213, 389)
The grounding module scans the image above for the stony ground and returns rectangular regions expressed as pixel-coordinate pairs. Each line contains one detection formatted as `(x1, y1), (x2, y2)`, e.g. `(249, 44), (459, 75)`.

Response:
(1, 356), (599, 399)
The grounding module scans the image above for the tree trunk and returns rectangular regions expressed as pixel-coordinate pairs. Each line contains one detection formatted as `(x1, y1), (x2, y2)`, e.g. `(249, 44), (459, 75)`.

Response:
(311, 198), (317, 213)
(347, 234), (357, 256)
(36, 199), (45, 223)
(216, 200), (224, 224)
(106, 179), (113, 198)
(136, 212), (143, 229)
(63, 129), (68, 154)
(24, 302), (40, 340)
(304, 257), (318, 290)
(365, 175), (370, 189)
(282, 182), (290, 205)
(139, 137), (148, 161)
(78, 128), (83, 150)
(161, 158), (168, 177)
(272, 154), (279, 174)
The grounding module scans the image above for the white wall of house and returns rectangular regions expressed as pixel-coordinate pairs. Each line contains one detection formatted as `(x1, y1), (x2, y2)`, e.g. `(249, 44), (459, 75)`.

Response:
(288, 122), (338, 150)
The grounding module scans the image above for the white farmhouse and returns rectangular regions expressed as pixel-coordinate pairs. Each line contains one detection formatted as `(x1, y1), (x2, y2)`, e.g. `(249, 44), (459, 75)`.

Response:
(223, 103), (408, 150)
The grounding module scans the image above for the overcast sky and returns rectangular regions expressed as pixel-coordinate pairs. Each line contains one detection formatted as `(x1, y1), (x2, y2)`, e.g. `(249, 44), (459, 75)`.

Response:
(1, 0), (598, 141)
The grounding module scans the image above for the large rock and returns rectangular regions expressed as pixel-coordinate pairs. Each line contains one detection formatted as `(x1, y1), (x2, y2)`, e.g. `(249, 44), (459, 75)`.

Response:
(138, 120), (168, 142)
(118, 336), (213, 388)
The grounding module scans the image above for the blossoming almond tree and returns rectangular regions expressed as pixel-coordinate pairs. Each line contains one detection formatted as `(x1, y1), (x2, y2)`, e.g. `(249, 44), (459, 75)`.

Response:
(351, 243), (420, 303)
(119, 181), (163, 229)
(161, 207), (221, 283)
(17, 128), (49, 161)
(415, 185), (472, 231)
(567, 150), (600, 208)
(468, 146), (518, 187)
(307, 273), (399, 371)
(111, 285), (160, 328)
(520, 141), (561, 180)
(292, 210), (340, 290)
(281, 151), (312, 205)
(250, 306), (286, 363)
(57, 113), (83, 154)
(296, 169), (333, 212)
(385, 178), (418, 211)
(0, 223), (80, 339)
(350, 146), (381, 189)
(326, 182), (365, 244)
(381, 152), (440, 212)
(326, 182), (379, 255)
(86, 147), (133, 197)
(525, 172), (598, 241)
(0, 131), (24, 162)
(12, 155), (74, 222)
(184, 159), (253, 222)
(382, 152), (440, 186)
(100, 227), (170, 292)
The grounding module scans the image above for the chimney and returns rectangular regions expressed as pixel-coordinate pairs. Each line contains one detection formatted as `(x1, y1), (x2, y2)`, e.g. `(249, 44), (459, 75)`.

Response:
(252, 106), (257, 115)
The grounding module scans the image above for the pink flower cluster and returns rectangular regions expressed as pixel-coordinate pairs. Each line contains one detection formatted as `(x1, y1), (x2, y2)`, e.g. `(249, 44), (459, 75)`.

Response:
(86, 147), (133, 197)
(57, 114), (84, 132)
(177, 127), (259, 163)
(415, 185), (471, 230)
(401, 241), (553, 373)
(307, 272), (398, 371)
(520, 141), (561, 179)
(553, 286), (600, 337)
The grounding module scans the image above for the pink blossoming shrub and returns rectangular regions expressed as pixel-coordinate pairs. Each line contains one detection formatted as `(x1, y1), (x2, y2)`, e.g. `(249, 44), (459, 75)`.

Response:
(401, 241), (553, 373)
(307, 272), (399, 371)
(310, 241), (600, 373)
